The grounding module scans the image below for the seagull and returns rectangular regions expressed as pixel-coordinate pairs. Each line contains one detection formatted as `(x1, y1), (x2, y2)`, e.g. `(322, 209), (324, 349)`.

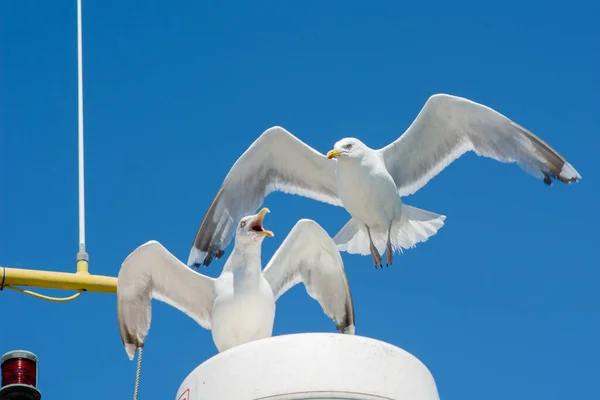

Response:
(117, 208), (355, 359)
(188, 93), (581, 269)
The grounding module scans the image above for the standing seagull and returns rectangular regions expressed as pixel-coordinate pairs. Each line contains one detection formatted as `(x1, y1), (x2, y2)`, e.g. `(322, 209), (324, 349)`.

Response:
(188, 94), (581, 268)
(117, 209), (355, 359)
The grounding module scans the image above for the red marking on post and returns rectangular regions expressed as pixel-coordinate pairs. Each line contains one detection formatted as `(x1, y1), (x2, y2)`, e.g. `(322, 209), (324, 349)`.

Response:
(178, 388), (190, 400)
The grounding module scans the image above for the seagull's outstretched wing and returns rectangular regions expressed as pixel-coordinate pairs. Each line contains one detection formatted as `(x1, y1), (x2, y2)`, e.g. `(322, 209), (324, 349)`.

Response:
(189, 126), (341, 268)
(263, 219), (355, 334)
(117, 240), (215, 360)
(379, 94), (581, 197)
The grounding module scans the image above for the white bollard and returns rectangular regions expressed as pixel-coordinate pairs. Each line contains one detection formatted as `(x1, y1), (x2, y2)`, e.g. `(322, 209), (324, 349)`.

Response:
(175, 333), (439, 400)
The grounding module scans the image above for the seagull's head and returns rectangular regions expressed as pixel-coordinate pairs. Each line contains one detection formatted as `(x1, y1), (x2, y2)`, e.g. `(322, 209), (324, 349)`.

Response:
(327, 138), (367, 161)
(235, 208), (274, 247)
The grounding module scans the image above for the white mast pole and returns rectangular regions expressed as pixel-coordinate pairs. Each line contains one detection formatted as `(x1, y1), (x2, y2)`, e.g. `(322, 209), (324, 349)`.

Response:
(76, 0), (89, 272)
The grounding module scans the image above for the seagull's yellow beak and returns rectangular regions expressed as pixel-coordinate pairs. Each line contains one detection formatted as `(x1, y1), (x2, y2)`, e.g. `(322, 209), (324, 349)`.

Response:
(250, 208), (274, 237)
(327, 149), (342, 159)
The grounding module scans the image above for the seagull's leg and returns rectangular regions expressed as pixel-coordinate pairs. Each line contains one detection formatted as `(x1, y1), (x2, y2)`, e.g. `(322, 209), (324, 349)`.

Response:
(366, 225), (382, 268)
(386, 222), (393, 267)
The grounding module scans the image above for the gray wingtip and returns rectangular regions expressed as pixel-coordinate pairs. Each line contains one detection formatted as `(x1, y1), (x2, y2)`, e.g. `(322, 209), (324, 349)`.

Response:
(559, 161), (582, 183)
(187, 247), (204, 268)
(124, 342), (139, 361)
(343, 324), (355, 335)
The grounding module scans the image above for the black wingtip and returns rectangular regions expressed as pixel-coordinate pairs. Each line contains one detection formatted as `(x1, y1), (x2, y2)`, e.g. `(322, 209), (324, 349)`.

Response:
(202, 253), (213, 267)
(194, 247), (227, 269)
(204, 248), (225, 267)
(543, 174), (553, 186)
(542, 168), (581, 186)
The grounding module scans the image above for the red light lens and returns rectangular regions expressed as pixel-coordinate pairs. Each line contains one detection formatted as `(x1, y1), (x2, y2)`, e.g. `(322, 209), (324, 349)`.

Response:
(1, 358), (37, 388)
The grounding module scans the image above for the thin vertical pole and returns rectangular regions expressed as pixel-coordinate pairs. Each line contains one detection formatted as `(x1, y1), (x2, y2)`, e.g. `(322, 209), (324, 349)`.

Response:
(76, 0), (89, 271)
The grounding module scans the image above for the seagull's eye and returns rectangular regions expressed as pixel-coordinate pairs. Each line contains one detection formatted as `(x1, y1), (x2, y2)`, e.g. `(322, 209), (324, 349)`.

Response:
(344, 143), (353, 150)
(240, 220), (247, 228)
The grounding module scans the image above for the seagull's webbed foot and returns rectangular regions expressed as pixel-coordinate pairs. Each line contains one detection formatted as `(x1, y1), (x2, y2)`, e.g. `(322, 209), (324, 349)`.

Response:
(386, 241), (393, 267)
(366, 225), (382, 268)
(370, 244), (382, 269)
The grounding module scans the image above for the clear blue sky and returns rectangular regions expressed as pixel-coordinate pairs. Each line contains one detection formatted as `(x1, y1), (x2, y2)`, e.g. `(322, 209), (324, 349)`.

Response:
(1, 1), (598, 399)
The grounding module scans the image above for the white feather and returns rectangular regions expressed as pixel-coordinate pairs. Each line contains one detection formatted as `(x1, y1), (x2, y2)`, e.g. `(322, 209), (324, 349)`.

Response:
(379, 94), (581, 197)
(263, 219), (355, 334)
(334, 205), (446, 256)
(117, 218), (355, 360)
(117, 241), (215, 360)
(189, 126), (341, 267)
(189, 94), (580, 267)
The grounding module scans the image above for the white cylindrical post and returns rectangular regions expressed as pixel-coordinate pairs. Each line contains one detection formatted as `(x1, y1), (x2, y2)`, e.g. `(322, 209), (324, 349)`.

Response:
(175, 333), (439, 400)
(76, 0), (88, 264)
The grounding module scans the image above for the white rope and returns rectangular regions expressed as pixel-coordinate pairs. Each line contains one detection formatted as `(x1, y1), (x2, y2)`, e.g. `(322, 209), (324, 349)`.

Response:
(133, 347), (143, 400)
(76, 0), (87, 259)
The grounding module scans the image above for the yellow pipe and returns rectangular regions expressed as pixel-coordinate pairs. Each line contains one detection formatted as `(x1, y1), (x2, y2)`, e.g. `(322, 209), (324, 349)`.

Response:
(76, 259), (90, 275)
(4, 285), (84, 302)
(1, 266), (117, 294)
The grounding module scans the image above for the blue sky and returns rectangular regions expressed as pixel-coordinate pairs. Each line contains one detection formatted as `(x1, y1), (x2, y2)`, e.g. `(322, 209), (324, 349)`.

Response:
(1, 1), (598, 399)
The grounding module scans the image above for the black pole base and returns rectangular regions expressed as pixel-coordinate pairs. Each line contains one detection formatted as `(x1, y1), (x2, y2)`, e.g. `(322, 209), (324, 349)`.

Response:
(0, 384), (42, 400)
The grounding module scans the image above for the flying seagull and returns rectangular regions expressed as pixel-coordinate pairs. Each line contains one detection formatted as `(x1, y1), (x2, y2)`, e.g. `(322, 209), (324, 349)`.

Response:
(117, 209), (355, 358)
(188, 93), (581, 268)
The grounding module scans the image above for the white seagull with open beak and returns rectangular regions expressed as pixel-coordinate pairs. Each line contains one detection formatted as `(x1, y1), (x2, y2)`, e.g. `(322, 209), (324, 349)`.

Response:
(117, 208), (355, 359)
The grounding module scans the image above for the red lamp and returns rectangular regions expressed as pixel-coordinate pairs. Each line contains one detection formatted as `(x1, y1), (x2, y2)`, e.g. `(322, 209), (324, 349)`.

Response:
(0, 351), (41, 400)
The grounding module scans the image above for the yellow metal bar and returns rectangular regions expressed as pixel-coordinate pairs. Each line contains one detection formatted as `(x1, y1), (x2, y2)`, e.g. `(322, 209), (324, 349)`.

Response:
(1, 266), (116, 294)
(76, 259), (89, 275)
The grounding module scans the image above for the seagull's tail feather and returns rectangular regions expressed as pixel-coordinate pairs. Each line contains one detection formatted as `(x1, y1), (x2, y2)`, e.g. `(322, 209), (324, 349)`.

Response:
(391, 205), (446, 252)
(333, 205), (446, 256)
(333, 218), (372, 255)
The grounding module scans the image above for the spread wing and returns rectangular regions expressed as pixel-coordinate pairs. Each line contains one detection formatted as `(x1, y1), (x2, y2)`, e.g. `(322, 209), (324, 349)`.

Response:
(379, 94), (581, 197)
(262, 219), (355, 334)
(188, 126), (341, 268)
(117, 240), (215, 360)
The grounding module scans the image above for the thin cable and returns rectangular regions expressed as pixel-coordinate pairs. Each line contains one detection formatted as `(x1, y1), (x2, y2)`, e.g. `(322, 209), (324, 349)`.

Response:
(4, 286), (83, 302)
(76, 0), (87, 258)
(133, 347), (143, 400)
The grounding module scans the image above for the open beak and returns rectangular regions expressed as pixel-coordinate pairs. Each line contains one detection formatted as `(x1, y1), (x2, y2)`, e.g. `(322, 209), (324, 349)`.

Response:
(327, 149), (342, 159)
(250, 208), (274, 237)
